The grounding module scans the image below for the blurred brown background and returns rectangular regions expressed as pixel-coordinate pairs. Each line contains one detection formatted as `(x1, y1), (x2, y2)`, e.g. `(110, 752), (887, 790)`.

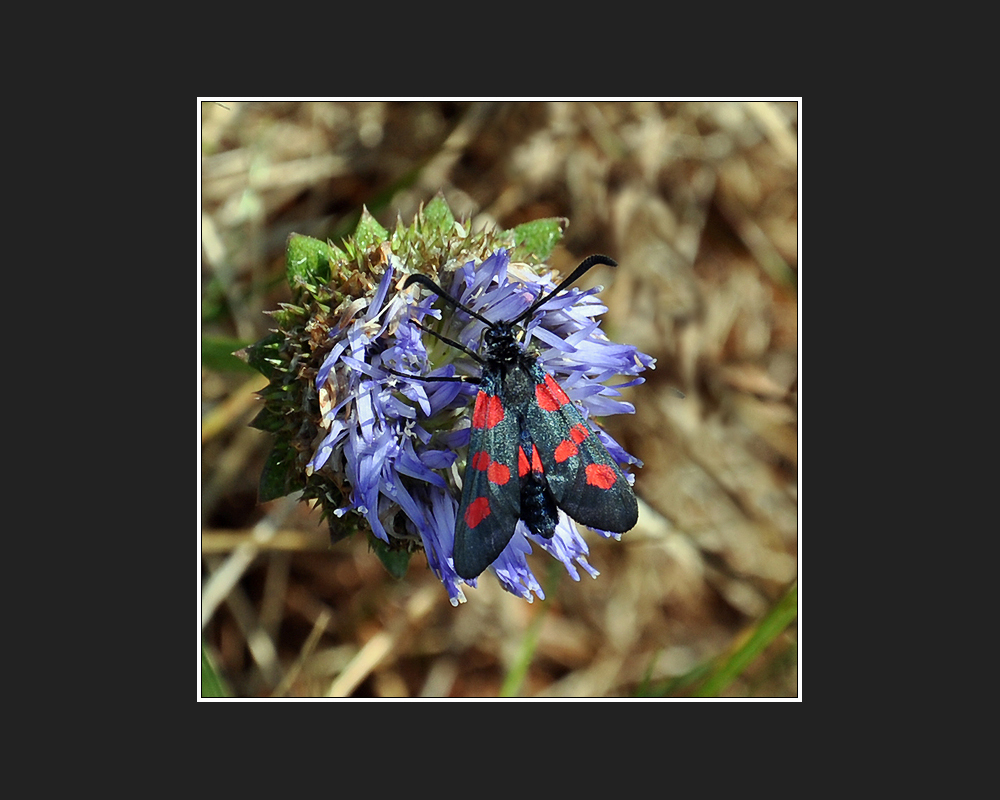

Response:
(200, 100), (798, 698)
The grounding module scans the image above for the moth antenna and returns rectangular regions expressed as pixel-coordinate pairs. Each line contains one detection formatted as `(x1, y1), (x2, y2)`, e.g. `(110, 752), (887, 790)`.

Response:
(403, 273), (495, 328)
(512, 255), (618, 325)
(382, 365), (481, 385)
(415, 320), (484, 364)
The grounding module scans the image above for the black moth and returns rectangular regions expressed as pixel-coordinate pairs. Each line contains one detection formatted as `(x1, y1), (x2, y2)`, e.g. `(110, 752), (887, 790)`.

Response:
(399, 255), (639, 579)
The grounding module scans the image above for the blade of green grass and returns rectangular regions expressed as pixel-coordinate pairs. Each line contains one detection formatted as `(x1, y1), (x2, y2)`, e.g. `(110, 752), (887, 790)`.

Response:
(636, 658), (715, 698)
(499, 562), (561, 697)
(202, 643), (231, 698)
(693, 580), (797, 697)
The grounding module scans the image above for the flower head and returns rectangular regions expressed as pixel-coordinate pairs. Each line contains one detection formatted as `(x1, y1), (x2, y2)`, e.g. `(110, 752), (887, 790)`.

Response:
(240, 198), (653, 604)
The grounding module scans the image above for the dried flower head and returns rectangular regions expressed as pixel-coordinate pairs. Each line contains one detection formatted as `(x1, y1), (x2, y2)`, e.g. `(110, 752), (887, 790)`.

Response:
(239, 197), (653, 604)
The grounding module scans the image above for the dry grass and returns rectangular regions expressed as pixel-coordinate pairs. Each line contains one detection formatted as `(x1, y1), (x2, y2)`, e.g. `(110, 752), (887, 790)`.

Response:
(200, 100), (798, 698)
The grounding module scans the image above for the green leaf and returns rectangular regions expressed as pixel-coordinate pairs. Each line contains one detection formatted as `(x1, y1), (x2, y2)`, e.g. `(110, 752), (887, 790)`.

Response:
(248, 405), (285, 433)
(370, 536), (411, 579)
(422, 195), (455, 238)
(286, 233), (336, 289)
(508, 217), (566, 263)
(236, 332), (284, 380)
(202, 644), (230, 697)
(352, 207), (389, 254)
(202, 335), (257, 373)
(327, 516), (354, 546)
(258, 442), (299, 502)
(267, 305), (306, 330)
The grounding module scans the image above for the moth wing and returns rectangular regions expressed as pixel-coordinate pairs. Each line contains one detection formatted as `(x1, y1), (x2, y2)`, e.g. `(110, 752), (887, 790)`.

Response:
(453, 379), (522, 578)
(524, 371), (638, 533)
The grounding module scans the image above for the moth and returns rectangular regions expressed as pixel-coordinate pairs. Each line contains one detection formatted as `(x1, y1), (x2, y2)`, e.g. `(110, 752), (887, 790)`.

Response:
(399, 255), (639, 579)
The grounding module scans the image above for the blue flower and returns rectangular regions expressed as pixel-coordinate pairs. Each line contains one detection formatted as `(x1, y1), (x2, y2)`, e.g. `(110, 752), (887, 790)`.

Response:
(308, 247), (654, 604)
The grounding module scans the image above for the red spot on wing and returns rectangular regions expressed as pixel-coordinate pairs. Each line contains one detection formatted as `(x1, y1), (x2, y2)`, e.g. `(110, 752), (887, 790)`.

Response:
(518, 444), (546, 474)
(554, 439), (578, 463)
(487, 461), (511, 485)
(531, 444), (543, 474)
(485, 395), (505, 427)
(464, 496), (491, 528)
(472, 393), (505, 429)
(585, 463), (617, 490)
(569, 423), (589, 444)
(471, 449), (511, 484)
(536, 374), (571, 412)
(472, 392), (487, 428)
